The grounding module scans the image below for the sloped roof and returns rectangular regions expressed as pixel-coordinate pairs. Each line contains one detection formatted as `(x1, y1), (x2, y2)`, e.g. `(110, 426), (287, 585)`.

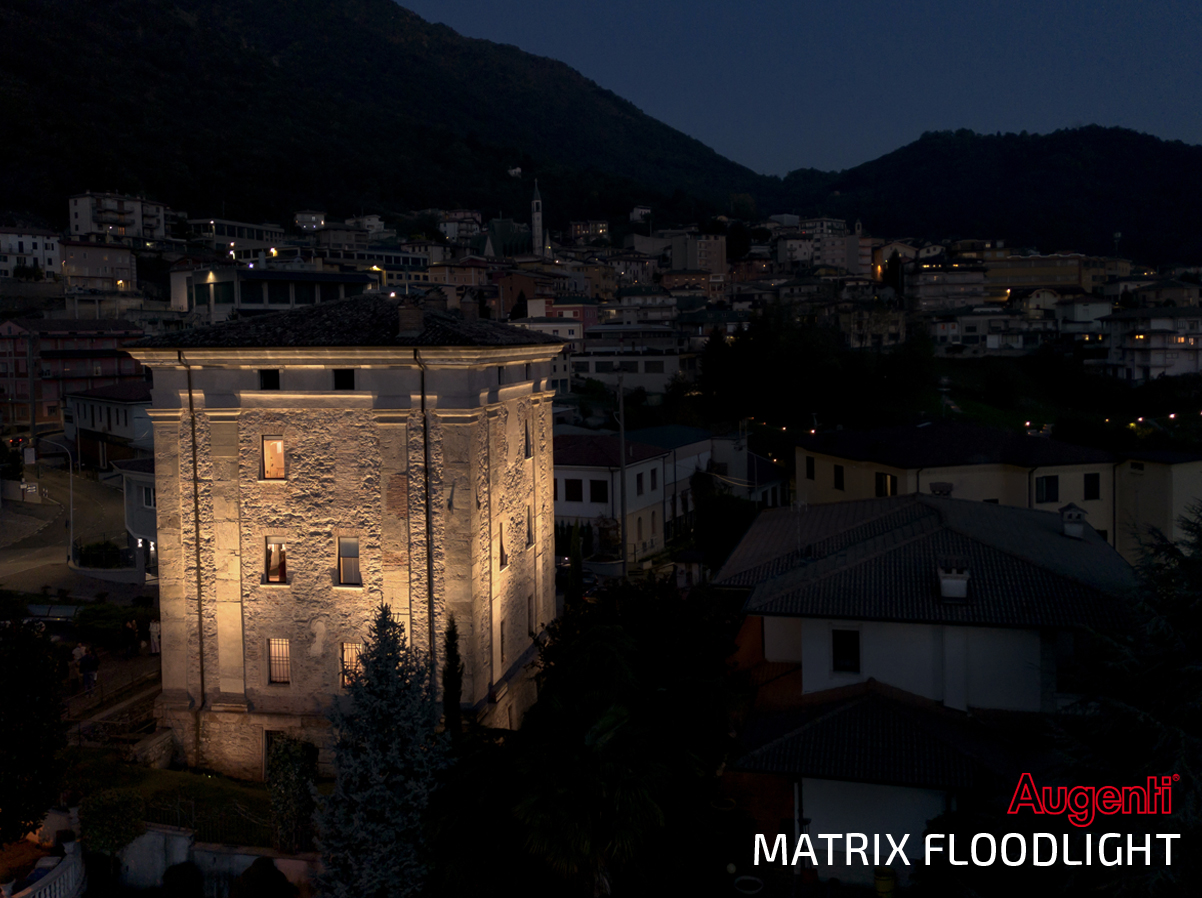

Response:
(6, 318), (142, 334)
(67, 381), (152, 402)
(130, 296), (563, 349)
(797, 421), (1113, 468)
(625, 425), (713, 450)
(554, 434), (667, 468)
(716, 495), (1132, 630)
(734, 680), (1007, 789)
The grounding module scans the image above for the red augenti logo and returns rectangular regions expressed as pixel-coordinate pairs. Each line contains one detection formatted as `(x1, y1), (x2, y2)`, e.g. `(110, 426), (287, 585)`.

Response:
(1007, 772), (1179, 828)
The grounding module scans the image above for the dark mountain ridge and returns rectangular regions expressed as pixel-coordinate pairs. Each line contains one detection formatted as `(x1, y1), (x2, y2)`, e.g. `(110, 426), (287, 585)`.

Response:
(1, 0), (1199, 265)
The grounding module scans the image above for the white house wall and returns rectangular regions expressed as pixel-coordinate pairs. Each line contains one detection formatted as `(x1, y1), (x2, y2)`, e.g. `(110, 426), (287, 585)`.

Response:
(800, 778), (946, 885)
(766, 617), (1043, 711)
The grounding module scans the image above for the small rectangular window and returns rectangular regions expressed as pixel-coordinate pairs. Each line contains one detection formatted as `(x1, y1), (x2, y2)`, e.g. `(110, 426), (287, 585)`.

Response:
(806, 456), (815, 480)
(338, 537), (361, 585)
(142, 486), (156, 508)
(341, 642), (363, 687)
(1084, 472), (1101, 501)
(527, 594), (535, 637)
(553, 478), (558, 501)
(1035, 475), (1059, 504)
(590, 479), (608, 503)
(333, 368), (355, 390)
(259, 369), (280, 390)
(265, 538), (287, 583)
(526, 506), (534, 547)
(499, 528), (508, 569)
(268, 638), (291, 683)
(874, 472), (897, 497)
(636, 473), (645, 496)
(834, 464), (845, 491)
(262, 437), (285, 479)
(650, 469), (658, 491)
(565, 479), (583, 502)
(832, 629), (860, 673)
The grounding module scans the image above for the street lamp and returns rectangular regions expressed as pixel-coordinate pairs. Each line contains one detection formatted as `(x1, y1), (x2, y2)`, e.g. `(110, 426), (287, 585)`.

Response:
(39, 437), (74, 562)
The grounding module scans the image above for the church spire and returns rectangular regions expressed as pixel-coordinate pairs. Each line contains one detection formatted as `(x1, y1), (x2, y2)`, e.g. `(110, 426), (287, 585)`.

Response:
(531, 179), (546, 258)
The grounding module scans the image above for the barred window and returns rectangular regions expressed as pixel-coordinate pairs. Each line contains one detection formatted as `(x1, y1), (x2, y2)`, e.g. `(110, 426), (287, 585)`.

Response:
(268, 639), (291, 684)
(341, 642), (363, 687)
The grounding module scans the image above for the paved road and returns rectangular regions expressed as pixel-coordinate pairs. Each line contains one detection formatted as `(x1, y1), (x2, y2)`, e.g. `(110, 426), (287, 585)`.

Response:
(0, 465), (147, 601)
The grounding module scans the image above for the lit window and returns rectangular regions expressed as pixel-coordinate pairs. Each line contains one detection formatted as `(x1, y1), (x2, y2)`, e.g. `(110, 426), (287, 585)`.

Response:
(341, 642), (363, 687)
(262, 436), (285, 479)
(265, 538), (287, 583)
(338, 537), (361, 585)
(268, 639), (291, 683)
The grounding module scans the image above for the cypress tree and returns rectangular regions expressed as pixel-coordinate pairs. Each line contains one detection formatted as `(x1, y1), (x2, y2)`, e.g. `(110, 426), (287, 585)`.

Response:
(314, 603), (450, 898)
(442, 612), (464, 739)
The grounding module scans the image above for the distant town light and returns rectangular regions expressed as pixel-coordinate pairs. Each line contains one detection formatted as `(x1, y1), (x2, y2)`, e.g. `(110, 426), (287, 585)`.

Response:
(1170, 413), (1176, 419)
(1138, 417), (1144, 422)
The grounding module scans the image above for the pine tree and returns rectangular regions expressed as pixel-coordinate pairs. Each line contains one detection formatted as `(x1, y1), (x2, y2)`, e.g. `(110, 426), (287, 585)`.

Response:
(442, 612), (464, 739)
(314, 603), (450, 898)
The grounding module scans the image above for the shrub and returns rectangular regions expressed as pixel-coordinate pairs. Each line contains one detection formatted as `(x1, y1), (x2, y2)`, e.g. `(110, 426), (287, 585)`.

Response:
(81, 789), (146, 854)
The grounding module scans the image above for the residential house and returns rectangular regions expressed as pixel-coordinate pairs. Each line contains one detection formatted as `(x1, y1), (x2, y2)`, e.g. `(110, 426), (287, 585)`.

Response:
(1099, 307), (1202, 382)
(0, 228), (59, 279)
(60, 240), (137, 292)
(69, 191), (170, 243)
(717, 495), (1131, 883)
(625, 425), (714, 540)
(295, 211), (325, 231)
(796, 422), (1117, 545)
(0, 318), (144, 434)
(553, 435), (669, 562)
(671, 234), (728, 275)
(64, 380), (153, 470)
(187, 219), (286, 253)
(125, 295), (563, 778)
(113, 456), (158, 574)
(1114, 450), (1202, 564)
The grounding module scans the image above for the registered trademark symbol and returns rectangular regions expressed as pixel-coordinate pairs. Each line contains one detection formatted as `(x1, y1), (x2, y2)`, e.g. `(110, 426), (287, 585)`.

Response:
(1173, 774), (1181, 781)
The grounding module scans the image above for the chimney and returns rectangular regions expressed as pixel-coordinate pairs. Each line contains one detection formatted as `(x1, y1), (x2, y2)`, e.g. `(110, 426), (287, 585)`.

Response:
(423, 292), (448, 313)
(936, 557), (970, 601)
(398, 302), (424, 337)
(1059, 503), (1087, 539)
(929, 481), (954, 497)
(461, 298), (479, 322)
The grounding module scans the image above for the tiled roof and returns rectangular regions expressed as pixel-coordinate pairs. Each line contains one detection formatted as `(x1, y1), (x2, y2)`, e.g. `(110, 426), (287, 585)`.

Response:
(66, 381), (152, 402)
(129, 296), (563, 349)
(796, 421), (1113, 468)
(716, 495), (1133, 630)
(111, 457), (155, 474)
(554, 434), (667, 468)
(6, 318), (142, 334)
(625, 425), (713, 450)
(734, 680), (1003, 789)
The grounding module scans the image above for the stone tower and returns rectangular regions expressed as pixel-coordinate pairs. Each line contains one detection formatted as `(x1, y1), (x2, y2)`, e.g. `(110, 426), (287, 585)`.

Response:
(127, 294), (563, 779)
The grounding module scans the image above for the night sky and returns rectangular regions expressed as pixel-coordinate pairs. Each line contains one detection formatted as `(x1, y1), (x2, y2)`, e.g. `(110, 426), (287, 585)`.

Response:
(399, 0), (1202, 176)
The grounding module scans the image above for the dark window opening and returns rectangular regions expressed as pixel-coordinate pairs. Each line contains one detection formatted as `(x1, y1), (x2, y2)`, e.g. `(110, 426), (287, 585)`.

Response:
(832, 629), (860, 673)
(259, 369), (280, 390)
(333, 368), (355, 390)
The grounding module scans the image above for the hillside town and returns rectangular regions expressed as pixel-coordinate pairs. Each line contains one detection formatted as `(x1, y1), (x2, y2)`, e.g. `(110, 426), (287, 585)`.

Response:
(1, 183), (1196, 896)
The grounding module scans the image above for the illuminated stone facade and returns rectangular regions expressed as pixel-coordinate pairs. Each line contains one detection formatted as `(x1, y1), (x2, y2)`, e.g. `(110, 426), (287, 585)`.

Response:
(128, 297), (562, 778)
